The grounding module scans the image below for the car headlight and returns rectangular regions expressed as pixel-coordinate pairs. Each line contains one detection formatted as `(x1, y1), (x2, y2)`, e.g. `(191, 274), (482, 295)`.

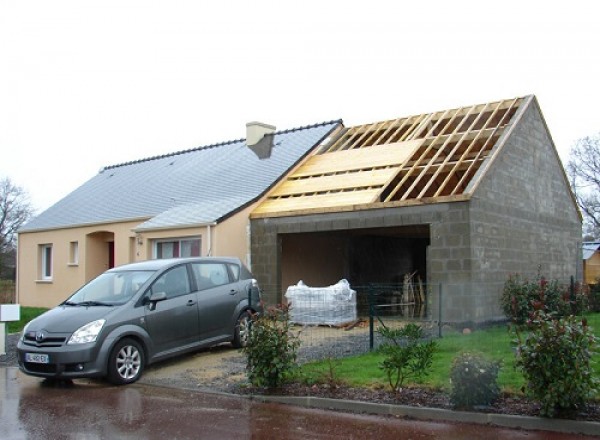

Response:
(67, 319), (106, 345)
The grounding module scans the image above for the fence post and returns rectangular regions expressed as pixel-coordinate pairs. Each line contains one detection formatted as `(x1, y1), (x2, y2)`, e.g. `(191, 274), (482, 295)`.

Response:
(438, 283), (442, 338)
(369, 286), (374, 350)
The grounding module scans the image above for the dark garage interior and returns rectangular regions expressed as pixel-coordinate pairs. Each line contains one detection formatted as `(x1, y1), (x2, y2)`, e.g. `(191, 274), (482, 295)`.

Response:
(280, 225), (430, 295)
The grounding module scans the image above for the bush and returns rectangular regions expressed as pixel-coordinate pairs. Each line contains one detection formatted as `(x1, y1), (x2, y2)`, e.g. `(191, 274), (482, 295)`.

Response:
(501, 273), (584, 324)
(243, 303), (300, 388)
(377, 323), (437, 391)
(449, 352), (500, 409)
(515, 311), (599, 417)
(589, 281), (600, 312)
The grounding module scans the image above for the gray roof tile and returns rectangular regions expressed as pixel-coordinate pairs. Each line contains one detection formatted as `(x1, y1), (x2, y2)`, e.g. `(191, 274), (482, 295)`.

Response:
(21, 121), (341, 232)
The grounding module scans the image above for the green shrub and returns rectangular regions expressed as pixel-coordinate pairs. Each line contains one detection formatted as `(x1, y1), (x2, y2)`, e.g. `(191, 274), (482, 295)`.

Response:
(501, 273), (584, 324)
(243, 303), (300, 388)
(589, 281), (600, 312)
(377, 323), (437, 391)
(449, 352), (500, 408)
(515, 311), (599, 417)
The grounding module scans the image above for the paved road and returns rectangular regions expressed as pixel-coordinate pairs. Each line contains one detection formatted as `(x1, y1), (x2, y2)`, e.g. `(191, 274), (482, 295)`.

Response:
(2, 367), (595, 440)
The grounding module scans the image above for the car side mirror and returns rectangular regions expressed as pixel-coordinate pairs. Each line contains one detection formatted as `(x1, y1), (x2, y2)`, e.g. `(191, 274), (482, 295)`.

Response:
(147, 291), (167, 311)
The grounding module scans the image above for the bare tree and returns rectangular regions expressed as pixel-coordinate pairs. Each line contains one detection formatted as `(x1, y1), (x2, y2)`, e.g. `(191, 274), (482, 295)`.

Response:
(567, 134), (600, 240)
(0, 177), (34, 276)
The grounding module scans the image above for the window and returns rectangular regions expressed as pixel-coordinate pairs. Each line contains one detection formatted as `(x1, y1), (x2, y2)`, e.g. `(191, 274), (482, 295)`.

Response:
(69, 241), (79, 265)
(40, 244), (53, 280)
(151, 265), (191, 299)
(191, 263), (230, 290)
(154, 237), (201, 259)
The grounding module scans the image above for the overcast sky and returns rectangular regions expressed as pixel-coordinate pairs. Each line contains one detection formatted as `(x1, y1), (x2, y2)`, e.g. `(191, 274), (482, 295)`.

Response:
(1, 1), (599, 214)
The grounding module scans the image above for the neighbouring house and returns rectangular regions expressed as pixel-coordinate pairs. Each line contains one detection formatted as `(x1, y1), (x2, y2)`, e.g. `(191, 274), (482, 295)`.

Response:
(17, 120), (342, 308)
(583, 242), (600, 285)
(249, 95), (582, 323)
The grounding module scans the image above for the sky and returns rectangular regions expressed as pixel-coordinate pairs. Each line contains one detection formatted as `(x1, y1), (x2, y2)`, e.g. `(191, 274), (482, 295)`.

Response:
(1, 1), (599, 215)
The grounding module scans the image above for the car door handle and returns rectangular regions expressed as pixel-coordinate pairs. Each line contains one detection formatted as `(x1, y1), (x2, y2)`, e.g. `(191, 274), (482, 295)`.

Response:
(229, 289), (237, 295)
(187, 300), (197, 306)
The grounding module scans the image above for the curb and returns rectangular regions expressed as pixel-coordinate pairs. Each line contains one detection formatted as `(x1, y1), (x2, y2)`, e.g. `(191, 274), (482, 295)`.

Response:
(138, 380), (600, 437)
(245, 394), (600, 437)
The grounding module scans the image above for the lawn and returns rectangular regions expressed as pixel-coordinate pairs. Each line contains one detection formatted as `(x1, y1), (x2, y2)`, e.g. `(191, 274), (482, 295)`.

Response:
(300, 312), (600, 395)
(6, 307), (48, 334)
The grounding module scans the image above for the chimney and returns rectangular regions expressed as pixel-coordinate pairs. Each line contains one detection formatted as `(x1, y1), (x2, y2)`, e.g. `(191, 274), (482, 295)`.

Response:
(246, 121), (276, 147)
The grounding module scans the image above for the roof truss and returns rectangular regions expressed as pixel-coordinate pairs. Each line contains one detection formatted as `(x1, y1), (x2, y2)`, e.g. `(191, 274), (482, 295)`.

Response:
(252, 97), (525, 217)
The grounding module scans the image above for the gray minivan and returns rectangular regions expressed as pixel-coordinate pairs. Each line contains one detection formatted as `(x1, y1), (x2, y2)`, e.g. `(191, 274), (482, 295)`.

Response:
(17, 257), (262, 385)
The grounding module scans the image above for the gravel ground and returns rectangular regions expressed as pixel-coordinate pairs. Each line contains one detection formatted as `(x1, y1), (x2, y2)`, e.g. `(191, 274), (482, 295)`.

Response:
(0, 333), (19, 367)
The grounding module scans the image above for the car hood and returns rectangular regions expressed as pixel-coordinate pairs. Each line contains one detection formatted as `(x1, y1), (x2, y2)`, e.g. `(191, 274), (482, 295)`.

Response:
(26, 305), (116, 333)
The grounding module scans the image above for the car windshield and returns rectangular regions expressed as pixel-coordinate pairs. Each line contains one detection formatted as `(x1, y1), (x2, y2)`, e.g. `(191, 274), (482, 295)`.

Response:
(64, 270), (154, 306)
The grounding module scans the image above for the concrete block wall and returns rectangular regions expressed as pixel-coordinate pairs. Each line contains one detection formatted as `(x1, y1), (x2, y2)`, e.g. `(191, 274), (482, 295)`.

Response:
(251, 204), (449, 306)
(466, 98), (582, 321)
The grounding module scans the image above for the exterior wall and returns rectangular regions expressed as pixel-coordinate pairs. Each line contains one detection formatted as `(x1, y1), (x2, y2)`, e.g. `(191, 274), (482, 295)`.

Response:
(251, 203), (456, 307)
(18, 207), (256, 308)
(211, 203), (257, 268)
(17, 220), (143, 308)
(467, 99), (582, 321)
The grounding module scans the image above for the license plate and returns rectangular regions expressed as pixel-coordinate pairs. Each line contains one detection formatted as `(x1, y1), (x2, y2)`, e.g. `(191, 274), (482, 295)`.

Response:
(25, 353), (50, 364)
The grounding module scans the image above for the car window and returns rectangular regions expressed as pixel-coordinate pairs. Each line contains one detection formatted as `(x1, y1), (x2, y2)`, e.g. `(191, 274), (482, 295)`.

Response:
(227, 264), (240, 282)
(68, 270), (154, 305)
(191, 263), (231, 290)
(151, 265), (191, 299)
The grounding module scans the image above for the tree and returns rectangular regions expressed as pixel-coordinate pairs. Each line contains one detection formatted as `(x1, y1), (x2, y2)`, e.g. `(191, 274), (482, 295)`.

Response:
(567, 134), (600, 240)
(0, 177), (33, 278)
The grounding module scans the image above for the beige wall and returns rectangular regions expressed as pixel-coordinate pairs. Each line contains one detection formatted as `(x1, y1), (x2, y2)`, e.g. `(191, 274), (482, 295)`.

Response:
(17, 206), (257, 308)
(18, 220), (144, 308)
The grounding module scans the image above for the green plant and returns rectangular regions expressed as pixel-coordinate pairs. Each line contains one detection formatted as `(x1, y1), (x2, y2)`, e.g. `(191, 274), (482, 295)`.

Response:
(449, 352), (500, 408)
(589, 281), (600, 312)
(243, 303), (300, 388)
(500, 272), (584, 325)
(377, 323), (437, 391)
(515, 311), (599, 417)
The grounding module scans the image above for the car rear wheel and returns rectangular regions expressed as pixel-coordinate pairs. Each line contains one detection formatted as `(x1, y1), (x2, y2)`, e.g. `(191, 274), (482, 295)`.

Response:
(107, 338), (145, 385)
(232, 311), (251, 348)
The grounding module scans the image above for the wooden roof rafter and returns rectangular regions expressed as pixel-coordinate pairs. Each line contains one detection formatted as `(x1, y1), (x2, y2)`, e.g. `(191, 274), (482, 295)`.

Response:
(251, 96), (526, 218)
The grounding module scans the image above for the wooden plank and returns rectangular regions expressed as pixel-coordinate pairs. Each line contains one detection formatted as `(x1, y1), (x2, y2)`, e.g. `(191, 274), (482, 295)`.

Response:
(292, 140), (423, 178)
(415, 104), (478, 199)
(450, 98), (519, 195)
(252, 189), (382, 215)
(383, 109), (451, 202)
(270, 168), (397, 197)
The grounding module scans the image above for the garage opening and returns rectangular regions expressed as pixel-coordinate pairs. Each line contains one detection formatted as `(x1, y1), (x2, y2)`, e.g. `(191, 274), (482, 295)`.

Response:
(280, 225), (430, 315)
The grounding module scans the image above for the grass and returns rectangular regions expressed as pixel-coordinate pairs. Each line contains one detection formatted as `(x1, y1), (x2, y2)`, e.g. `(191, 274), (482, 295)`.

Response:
(6, 307), (48, 334)
(300, 312), (600, 395)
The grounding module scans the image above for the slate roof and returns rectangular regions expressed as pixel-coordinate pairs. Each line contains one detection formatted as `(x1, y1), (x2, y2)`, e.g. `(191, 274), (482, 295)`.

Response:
(20, 120), (341, 232)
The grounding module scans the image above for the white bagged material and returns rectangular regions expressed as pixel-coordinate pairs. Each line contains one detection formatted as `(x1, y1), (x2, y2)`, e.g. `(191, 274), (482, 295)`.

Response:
(285, 279), (357, 326)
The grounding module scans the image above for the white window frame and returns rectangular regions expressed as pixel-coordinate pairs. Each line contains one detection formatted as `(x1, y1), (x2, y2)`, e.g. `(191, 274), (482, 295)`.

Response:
(40, 244), (53, 281)
(153, 237), (201, 259)
(68, 241), (79, 266)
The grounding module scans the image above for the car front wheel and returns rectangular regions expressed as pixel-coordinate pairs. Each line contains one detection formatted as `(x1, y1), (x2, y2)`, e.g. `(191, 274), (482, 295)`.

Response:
(232, 311), (251, 348)
(107, 338), (145, 385)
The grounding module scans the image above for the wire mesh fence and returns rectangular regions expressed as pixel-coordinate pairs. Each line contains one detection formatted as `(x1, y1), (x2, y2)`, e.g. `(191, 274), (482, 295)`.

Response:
(0, 280), (16, 304)
(259, 275), (598, 392)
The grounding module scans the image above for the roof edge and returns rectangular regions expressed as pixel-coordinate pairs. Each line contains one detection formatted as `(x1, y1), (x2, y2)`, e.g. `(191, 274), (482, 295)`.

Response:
(101, 119), (343, 172)
(18, 216), (152, 234)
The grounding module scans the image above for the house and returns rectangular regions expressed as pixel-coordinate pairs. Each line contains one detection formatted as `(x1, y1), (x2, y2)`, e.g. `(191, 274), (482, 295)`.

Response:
(17, 120), (342, 308)
(583, 242), (600, 285)
(249, 95), (582, 323)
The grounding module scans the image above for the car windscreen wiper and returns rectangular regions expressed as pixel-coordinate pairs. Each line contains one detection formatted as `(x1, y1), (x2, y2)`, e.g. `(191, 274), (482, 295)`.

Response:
(65, 300), (114, 307)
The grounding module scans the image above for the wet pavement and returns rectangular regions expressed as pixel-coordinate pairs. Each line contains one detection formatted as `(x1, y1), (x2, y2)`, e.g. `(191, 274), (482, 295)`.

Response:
(3, 367), (597, 440)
